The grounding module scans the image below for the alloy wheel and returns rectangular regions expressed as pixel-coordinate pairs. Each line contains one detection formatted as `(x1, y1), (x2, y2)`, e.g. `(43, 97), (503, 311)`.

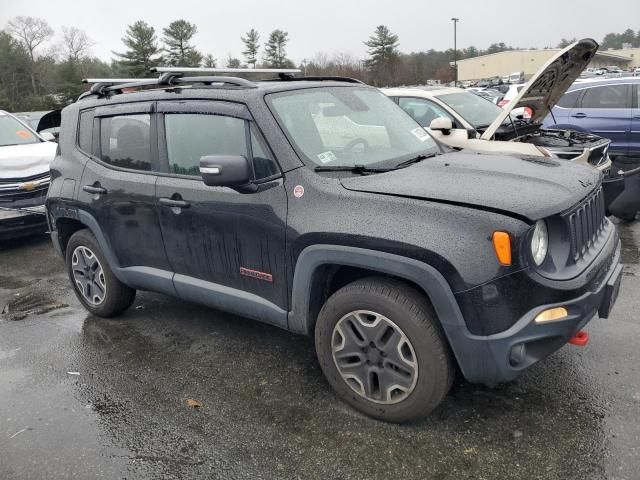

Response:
(331, 310), (418, 404)
(71, 246), (106, 305)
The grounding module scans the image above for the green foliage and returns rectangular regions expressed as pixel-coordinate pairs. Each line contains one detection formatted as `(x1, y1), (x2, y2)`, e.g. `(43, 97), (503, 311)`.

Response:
(264, 30), (293, 68)
(241, 28), (260, 67)
(364, 25), (400, 86)
(202, 54), (216, 68)
(162, 19), (202, 67)
(226, 56), (241, 68)
(601, 28), (640, 49)
(113, 21), (162, 76)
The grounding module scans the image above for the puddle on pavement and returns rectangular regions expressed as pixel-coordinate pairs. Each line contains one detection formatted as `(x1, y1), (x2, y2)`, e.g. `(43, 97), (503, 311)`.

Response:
(617, 222), (639, 276)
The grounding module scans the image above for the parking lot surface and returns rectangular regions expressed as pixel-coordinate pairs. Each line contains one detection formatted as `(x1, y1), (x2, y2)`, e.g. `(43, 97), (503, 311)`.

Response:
(1, 221), (639, 480)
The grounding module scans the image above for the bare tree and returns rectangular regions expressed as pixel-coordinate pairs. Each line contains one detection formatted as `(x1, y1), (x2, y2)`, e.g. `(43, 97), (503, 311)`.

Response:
(7, 16), (54, 94)
(62, 26), (94, 62)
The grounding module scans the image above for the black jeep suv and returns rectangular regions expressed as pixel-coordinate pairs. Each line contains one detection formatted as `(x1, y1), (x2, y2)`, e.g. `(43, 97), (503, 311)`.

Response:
(46, 72), (623, 422)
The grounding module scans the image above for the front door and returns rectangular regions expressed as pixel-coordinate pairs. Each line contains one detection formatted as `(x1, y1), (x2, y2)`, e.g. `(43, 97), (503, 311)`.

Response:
(154, 101), (288, 314)
(631, 83), (640, 155)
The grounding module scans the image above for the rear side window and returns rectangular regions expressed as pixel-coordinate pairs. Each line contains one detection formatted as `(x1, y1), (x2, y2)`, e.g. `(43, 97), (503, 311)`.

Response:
(164, 113), (279, 179)
(580, 85), (630, 109)
(556, 90), (581, 109)
(99, 114), (151, 171)
(78, 110), (94, 153)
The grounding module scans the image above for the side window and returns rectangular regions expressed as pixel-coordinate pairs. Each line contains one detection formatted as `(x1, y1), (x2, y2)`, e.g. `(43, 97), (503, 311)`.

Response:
(165, 114), (248, 177)
(580, 85), (630, 109)
(398, 97), (457, 128)
(77, 110), (94, 153)
(556, 90), (581, 109)
(99, 114), (151, 171)
(250, 127), (279, 180)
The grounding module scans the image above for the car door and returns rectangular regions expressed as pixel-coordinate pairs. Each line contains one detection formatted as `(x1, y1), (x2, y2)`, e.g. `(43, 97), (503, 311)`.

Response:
(155, 101), (288, 315)
(569, 83), (632, 155)
(77, 103), (173, 291)
(396, 97), (469, 146)
(631, 83), (640, 155)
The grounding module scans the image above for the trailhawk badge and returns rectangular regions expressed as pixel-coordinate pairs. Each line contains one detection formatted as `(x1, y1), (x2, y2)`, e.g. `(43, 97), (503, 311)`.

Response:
(293, 185), (304, 198)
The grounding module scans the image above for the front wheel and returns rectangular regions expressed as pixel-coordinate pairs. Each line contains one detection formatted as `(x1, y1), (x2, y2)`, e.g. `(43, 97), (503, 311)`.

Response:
(315, 277), (454, 423)
(66, 229), (136, 317)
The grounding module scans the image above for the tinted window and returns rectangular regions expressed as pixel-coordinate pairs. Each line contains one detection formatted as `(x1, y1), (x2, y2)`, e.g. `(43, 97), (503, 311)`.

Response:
(580, 85), (629, 109)
(78, 110), (94, 153)
(437, 91), (504, 128)
(250, 127), (279, 179)
(398, 97), (457, 128)
(557, 90), (581, 109)
(165, 114), (249, 177)
(100, 114), (151, 171)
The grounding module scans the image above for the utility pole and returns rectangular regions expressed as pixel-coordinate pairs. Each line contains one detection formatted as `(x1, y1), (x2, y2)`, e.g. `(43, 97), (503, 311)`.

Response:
(451, 17), (459, 87)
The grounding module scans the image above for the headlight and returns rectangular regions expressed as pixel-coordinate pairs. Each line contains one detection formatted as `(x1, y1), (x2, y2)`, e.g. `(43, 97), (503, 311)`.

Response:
(530, 220), (548, 266)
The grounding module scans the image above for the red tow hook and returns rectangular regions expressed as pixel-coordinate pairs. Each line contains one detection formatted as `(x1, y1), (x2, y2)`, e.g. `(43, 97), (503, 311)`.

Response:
(568, 330), (589, 347)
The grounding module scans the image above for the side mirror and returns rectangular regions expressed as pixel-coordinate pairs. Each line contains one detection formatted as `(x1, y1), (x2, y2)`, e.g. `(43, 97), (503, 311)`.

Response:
(40, 132), (56, 142)
(199, 155), (251, 187)
(429, 117), (453, 135)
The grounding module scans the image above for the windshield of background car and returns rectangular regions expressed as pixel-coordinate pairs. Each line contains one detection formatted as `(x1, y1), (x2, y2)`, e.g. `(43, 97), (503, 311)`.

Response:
(0, 113), (40, 147)
(268, 87), (439, 168)
(436, 91), (506, 128)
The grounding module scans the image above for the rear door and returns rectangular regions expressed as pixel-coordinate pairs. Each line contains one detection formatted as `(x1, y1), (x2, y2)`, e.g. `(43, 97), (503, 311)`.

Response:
(396, 97), (470, 146)
(78, 103), (172, 285)
(632, 83), (640, 155)
(154, 101), (288, 310)
(569, 83), (632, 155)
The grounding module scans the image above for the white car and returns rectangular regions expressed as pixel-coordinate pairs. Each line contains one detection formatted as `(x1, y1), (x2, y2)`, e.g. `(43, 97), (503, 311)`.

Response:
(0, 110), (57, 239)
(383, 39), (611, 172)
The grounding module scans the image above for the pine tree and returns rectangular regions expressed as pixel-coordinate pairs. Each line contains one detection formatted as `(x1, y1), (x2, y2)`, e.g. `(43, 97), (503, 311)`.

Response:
(202, 53), (216, 68)
(113, 21), (162, 76)
(264, 30), (293, 68)
(226, 56), (241, 68)
(364, 25), (399, 69)
(162, 19), (202, 67)
(241, 28), (260, 68)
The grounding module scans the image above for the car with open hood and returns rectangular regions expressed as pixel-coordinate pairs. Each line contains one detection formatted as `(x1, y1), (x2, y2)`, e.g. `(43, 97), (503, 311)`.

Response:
(383, 39), (612, 175)
(47, 69), (622, 423)
(0, 110), (57, 239)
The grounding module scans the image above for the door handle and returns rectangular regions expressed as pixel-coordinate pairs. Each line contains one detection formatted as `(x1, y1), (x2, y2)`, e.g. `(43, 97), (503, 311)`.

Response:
(159, 197), (191, 209)
(82, 185), (107, 195)
(571, 113), (587, 118)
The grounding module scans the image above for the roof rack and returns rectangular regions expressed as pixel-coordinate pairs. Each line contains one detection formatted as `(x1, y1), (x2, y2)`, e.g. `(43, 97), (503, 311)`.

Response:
(151, 67), (301, 74)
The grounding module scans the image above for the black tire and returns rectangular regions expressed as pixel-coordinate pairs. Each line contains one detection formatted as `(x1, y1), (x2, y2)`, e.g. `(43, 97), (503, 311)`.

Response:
(66, 229), (136, 317)
(315, 277), (454, 423)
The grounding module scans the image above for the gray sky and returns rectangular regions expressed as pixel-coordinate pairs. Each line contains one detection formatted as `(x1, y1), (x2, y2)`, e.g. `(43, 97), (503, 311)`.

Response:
(1, 0), (639, 64)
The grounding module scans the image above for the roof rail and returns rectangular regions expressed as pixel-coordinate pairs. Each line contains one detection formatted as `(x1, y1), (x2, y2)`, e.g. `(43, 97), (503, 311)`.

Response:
(79, 73), (258, 100)
(268, 75), (365, 84)
(151, 66), (301, 74)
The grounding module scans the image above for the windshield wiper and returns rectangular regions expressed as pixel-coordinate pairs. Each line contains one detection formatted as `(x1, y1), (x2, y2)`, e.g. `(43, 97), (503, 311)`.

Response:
(314, 164), (391, 174)
(393, 153), (437, 170)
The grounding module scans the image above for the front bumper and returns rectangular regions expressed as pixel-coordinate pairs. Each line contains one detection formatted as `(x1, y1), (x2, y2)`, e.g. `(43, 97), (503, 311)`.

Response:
(0, 205), (48, 240)
(450, 240), (622, 385)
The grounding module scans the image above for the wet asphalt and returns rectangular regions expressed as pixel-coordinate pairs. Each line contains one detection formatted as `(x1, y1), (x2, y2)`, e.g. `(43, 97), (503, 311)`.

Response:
(0, 221), (639, 480)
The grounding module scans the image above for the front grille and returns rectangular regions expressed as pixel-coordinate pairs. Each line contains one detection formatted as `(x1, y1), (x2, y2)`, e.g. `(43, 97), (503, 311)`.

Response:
(587, 143), (609, 167)
(566, 186), (606, 261)
(0, 172), (50, 201)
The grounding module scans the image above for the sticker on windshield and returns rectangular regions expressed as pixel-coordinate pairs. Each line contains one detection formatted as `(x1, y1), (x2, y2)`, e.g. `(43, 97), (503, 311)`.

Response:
(317, 151), (337, 164)
(411, 127), (429, 142)
(15, 130), (33, 139)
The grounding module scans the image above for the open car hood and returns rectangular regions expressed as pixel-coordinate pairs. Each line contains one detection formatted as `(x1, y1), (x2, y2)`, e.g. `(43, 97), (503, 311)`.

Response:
(481, 39), (599, 140)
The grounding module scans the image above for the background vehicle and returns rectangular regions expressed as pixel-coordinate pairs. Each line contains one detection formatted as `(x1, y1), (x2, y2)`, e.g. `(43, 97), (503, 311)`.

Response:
(14, 110), (61, 141)
(47, 70), (622, 423)
(508, 71), (525, 84)
(0, 110), (56, 239)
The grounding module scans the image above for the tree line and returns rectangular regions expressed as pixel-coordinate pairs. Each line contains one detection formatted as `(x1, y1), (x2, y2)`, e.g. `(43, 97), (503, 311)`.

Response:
(1, 16), (639, 112)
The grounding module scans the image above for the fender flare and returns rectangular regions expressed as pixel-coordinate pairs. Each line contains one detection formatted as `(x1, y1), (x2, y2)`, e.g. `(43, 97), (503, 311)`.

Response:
(287, 244), (495, 382)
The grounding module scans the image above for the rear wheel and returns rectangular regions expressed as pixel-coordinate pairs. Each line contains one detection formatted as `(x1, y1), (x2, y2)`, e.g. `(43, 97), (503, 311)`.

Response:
(315, 277), (454, 423)
(66, 229), (136, 317)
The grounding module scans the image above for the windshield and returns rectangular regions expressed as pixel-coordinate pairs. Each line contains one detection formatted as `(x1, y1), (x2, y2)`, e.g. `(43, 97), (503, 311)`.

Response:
(436, 91), (505, 129)
(0, 113), (40, 147)
(268, 87), (439, 169)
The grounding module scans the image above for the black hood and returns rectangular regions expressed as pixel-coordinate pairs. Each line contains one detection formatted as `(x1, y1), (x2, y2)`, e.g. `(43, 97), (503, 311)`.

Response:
(340, 152), (601, 221)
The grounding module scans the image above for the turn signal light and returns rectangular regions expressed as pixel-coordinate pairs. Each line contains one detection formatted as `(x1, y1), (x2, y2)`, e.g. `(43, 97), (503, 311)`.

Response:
(492, 231), (512, 266)
(534, 307), (568, 324)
